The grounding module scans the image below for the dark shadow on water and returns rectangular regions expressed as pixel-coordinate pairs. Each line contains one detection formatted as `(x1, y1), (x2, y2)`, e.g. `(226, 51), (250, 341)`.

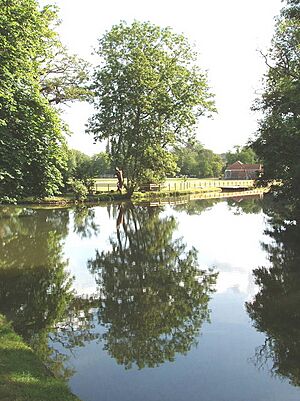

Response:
(246, 197), (300, 386)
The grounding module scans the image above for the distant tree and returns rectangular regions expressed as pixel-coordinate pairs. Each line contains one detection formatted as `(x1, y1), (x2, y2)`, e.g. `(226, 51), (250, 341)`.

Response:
(88, 21), (215, 195)
(225, 146), (258, 166)
(64, 149), (113, 182)
(90, 152), (113, 177)
(175, 141), (223, 177)
(251, 0), (300, 203)
(67, 150), (92, 180)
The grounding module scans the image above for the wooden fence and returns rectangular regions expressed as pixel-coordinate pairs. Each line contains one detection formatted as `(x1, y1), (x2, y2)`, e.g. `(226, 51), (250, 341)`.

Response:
(93, 179), (256, 193)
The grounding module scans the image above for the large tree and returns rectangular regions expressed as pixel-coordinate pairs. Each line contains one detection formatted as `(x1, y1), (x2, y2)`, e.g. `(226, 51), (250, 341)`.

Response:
(88, 21), (215, 195)
(0, 0), (89, 201)
(251, 0), (300, 204)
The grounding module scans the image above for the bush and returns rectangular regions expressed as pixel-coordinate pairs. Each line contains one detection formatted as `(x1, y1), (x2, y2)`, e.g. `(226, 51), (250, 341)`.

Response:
(68, 179), (88, 200)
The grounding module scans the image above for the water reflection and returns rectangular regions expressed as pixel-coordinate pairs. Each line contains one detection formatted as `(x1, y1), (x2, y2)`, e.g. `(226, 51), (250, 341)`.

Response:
(0, 204), (217, 374)
(88, 203), (217, 369)
(73, 206), (100, 238)
(173, 199), (218, 215)
(246, 200), (300, 386)
(2, 198), (300, 400)
(0, 207), (98, 378)
(227, 195), (263, 215)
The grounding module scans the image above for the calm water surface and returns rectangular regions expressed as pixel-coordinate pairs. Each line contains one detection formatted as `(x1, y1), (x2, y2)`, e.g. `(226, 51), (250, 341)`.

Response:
(1, 196), (300, 401)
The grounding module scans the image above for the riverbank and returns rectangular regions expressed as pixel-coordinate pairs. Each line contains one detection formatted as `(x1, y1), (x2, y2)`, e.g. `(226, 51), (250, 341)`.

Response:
(9, 187), (223, 206)
(0, 314), (80, 401)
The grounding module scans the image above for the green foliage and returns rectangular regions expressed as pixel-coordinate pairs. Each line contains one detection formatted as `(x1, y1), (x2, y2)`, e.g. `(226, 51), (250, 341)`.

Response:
(175, 140), (224, 177)
(88, 21), (215, 194)
(40, 46), (91, 105)
(66, 149), (92, 180)
(64, 150), (113, 184)
(225, 145), (258, 165)
(68, 178), (88, 200)
(251, 0), (300, 203)
(90, 152), (113, 177)
(0, 0), (90, 201)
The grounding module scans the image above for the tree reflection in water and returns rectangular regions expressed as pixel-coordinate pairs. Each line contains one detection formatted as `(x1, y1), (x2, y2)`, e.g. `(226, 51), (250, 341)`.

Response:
(0, 207), (99, 379)
(227, 195), (263, 215)
(246, 200), (300, 386)
(72, 206), (100, 238)
(88, 203), (217, 369)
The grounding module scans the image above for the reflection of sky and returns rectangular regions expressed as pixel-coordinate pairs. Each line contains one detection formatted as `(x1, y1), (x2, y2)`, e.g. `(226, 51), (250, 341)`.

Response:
(169, 202), (270, 297)
(63, 207), (114, 296)
(64, 201), (270, 298)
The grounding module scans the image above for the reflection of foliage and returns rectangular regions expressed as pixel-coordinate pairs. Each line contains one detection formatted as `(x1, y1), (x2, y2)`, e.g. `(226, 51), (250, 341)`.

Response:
(227, 196), (263, 215)
(0, 207), (99, 378)
(246, 201), (300, 386)
(173, 199), (218, 215)
(88, 204), (217, 369)
(72, 206), (100, 238)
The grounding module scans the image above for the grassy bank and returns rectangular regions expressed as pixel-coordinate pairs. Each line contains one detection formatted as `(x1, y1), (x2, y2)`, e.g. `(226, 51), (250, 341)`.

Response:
(13, 187), (222, 206)
(0, 314), (80, 401)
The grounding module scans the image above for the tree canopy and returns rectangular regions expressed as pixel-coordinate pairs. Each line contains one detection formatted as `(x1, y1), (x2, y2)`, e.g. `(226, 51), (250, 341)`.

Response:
(225, 146), (258, 166)
(88, 21), (215, 194)
(251, 0), (300, 204)
(0, 0), (89, 201)
(174, 140), (224, 178)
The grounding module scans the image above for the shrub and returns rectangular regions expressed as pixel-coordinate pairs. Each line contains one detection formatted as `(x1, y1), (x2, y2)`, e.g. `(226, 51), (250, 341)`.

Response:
(68, 179), (88, 200)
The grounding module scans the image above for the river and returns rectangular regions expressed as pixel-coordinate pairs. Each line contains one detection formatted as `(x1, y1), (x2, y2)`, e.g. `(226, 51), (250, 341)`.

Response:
(1, 194), (299, 401)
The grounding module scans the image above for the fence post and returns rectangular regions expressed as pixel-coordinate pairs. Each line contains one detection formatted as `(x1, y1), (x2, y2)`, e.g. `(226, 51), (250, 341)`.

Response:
(108, 184), (110, 192)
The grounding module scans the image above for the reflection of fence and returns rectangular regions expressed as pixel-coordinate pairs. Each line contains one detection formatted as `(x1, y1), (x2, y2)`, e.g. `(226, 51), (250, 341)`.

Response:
(146, 188), (268, 207)
(161, 180), (255, 191)
(93, 179), (256, 193)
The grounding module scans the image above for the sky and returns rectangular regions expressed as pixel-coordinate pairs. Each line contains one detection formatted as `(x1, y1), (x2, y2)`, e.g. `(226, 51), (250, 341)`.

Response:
(40, 0), (283, 155)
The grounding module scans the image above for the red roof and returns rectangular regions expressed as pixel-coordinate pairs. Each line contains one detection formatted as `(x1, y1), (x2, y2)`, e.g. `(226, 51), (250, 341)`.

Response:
(226, 161), (262, 170)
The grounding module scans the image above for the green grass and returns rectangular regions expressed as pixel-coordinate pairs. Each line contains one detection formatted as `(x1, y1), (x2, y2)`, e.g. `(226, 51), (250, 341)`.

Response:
(0, 314), (80, 401)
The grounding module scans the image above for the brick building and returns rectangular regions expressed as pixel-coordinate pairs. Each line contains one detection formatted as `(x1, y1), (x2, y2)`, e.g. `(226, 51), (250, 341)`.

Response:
(224, 161), (263, 179)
